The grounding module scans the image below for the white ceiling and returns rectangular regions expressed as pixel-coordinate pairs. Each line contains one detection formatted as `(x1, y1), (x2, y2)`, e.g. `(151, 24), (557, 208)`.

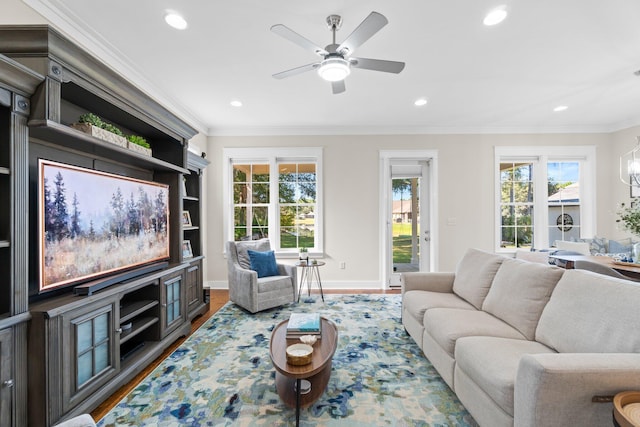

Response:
(23, 0), (640, 136)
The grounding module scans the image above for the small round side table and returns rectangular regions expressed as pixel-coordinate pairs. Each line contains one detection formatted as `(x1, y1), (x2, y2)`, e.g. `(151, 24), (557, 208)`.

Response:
(295, 260), (325, 302)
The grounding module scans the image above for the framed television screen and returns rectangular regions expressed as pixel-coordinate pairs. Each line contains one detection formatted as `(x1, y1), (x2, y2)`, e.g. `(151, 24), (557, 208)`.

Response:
(38, 159), (170, 292)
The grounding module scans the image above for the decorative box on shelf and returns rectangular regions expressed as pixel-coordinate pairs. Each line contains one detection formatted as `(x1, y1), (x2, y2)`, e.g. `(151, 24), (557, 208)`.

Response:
(71, 123), (128, 148)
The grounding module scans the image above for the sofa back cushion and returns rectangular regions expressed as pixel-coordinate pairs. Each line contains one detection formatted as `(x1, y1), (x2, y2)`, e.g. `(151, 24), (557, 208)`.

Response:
(482, 258), (564, 340)
(536, 269), (640, 353)
(452, 248), (505, 309)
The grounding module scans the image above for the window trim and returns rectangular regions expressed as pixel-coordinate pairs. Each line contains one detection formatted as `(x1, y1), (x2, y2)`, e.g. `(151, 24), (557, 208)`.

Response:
(223, 147), (323, 257)
(494, 146), (596, 253)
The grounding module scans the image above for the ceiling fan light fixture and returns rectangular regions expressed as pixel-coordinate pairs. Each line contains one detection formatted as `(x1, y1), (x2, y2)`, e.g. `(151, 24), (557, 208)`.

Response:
(318, 57), (351, 82)
(483, 6), (508, 26)
(164, 11), (188, 30)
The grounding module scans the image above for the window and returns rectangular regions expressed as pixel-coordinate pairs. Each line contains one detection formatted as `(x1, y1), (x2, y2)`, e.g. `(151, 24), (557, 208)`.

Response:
(495, 146), (596, 252)
(224, 148), (323, 254)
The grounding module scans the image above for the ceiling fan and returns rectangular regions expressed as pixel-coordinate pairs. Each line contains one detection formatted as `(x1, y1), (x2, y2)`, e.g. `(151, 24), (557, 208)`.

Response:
(271, 11), (405, 94)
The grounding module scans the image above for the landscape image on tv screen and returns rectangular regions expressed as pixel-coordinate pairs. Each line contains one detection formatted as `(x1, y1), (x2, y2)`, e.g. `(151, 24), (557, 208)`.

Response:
(39, 159), (170, 292)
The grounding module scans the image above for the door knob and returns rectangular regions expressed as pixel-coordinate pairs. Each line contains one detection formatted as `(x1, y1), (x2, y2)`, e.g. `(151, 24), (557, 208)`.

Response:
(3, 379), (14, 388)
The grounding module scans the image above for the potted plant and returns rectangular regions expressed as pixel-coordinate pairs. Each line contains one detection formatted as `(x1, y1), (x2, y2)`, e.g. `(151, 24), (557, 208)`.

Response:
(299, 247), (308, 262)
(127, 135), (152, 156)
(616, 202), (640, 261)
(72, 113), (128, 148)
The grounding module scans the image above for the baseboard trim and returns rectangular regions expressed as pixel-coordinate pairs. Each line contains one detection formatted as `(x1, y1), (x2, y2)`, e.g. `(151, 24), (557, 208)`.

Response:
(205, 280), (386, 290)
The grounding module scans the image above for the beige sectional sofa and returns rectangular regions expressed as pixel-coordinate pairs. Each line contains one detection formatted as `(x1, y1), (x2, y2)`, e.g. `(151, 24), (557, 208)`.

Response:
(401, 248), (640, 427)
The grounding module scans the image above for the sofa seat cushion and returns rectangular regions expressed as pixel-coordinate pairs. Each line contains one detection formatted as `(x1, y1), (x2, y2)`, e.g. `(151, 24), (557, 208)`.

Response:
(482, 258), (564, 340)
(452, 248), (505, 309)
(536, 269), (640, 353)
(403, 290), (476, 323)
(424, 308), (527, 358)
(455, 336), (556, 416)
(257, 275), (293, 293)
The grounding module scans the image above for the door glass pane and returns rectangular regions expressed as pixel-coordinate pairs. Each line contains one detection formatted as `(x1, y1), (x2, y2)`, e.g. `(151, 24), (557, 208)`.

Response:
(173, 302), (180, 320)
(77, 352), (92, 387)
(392, 177), (420, 273)
(77, 321), (92, 353)
(94, 342), (109, 373)
(94, 313), (108, 342)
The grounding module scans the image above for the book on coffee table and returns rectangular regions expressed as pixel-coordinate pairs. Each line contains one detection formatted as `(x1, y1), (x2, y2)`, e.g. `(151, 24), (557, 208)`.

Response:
(286, 313), (321, 338)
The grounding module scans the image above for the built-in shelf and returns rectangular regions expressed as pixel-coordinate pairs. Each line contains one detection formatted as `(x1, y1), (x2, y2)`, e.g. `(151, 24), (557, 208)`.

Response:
(183, 226), (199, 232)
(120, 316), (159, 345)
(0, 241), (9, 249)
(0, 167), (9, 175)
(29, 120), (189, 174)
(183, 196), (199, 202)
(120, 300), (158, 324)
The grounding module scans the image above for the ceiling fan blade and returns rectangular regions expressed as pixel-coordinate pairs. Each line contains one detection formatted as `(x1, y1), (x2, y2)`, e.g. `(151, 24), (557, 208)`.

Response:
(271, 24), (328, 56)
(272, 62), (320, 79)
(337, 11), (388, 56)
(350, 57), (405, 74)
(331, 80), (346, 94)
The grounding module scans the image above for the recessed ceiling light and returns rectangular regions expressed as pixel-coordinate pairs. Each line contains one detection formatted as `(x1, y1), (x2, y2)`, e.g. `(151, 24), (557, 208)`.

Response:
(230, 100), (243, 107)
(554, 105), (568, 112)
(164, 12), (187, 30)
(483, 6), (508, 26)
(414, 98), (428, 107)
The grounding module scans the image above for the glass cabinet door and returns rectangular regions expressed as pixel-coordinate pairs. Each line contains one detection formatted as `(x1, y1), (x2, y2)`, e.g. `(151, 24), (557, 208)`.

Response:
(62, 298), (118, 411)
(75, 310), (111, 389)
(161, 273), (186, 337)
(0, 328), (12, 427)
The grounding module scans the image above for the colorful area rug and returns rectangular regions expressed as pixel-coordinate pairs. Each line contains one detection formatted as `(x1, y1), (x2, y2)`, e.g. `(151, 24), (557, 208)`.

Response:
(98, 294), (476, 426)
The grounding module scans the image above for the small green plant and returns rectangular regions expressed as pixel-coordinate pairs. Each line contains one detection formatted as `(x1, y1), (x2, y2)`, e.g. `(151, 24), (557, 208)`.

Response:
(127, 135), (151, 149)
(78, 113), (104, 128)
(102, 123), (124, 136)
(78, 113), (124, 136)
(617, 202), (640, 236)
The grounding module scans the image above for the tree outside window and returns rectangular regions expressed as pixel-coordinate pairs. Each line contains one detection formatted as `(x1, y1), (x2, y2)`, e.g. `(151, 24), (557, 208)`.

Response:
(500, 162), (534, 248)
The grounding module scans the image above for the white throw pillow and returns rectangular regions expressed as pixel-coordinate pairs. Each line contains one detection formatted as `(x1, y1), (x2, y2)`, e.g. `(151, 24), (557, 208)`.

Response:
(554, 240), (591, 255)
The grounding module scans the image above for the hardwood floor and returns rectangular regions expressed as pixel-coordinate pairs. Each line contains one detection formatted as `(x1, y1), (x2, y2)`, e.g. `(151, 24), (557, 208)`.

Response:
(90, 288), (400, 421)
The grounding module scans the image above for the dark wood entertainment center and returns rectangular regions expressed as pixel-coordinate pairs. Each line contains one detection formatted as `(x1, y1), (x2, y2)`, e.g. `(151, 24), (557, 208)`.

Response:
(0, 26), (209, 426)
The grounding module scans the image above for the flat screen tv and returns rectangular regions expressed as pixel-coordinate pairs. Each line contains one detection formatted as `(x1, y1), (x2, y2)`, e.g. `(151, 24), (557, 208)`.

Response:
(38, 159), (170, 293)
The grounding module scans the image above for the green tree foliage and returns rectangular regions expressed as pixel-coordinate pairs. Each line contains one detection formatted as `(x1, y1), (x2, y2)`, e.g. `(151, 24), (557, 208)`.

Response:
(70, 193), (82, 238)
(51, 172), (70, 242)
(110, 187), (125, 238)
(500, 164), (533, 246)
(617, 202), (640, 237)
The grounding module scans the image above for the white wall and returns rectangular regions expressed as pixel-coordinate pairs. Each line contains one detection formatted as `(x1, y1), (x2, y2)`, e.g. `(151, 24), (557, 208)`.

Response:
(203, 130), (639, 289)
(1, 0), (45, 24)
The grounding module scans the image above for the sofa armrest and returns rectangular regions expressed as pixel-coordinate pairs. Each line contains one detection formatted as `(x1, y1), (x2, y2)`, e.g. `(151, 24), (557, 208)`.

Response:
(515, 353), (640, 427)
(228, 265), (258, 301)
(401, 272), (455, 294)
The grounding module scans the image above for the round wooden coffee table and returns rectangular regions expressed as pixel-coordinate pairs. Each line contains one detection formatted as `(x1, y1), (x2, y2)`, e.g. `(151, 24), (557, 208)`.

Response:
(269, 317), (338, 426)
